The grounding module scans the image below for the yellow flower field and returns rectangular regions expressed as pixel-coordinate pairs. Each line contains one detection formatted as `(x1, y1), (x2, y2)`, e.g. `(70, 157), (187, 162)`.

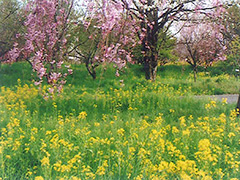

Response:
(0, 80), (239, 179)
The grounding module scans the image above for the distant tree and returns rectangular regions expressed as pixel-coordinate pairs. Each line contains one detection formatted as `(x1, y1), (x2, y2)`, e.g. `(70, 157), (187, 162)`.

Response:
(228, 37), (240, 72)
(221, 3), (240, 70)
(176, 22), (227, 82)
(0, 0), (24, 63)
(67, 2), (137, 79)
(214, 3), (240, 114)
(222, 3), (240, 44)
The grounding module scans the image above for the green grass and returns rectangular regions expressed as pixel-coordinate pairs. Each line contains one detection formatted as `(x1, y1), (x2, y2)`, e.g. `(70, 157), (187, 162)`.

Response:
(1, 62), (239, 95)
(0, 62), (239, 179)
(1, 62), (238, 121)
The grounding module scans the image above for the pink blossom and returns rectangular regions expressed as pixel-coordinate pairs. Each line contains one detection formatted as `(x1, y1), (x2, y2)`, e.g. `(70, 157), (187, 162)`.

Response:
(68, 69), (73, 74)
(57, 61), (63, 69)
(57, 85), (63, 93)
(115, 70), (120, 77)
(34, 81), (40, 86)
(48, 87), (54, 94)
(6, 0), (73, 97)
(177, 20), (227, 69)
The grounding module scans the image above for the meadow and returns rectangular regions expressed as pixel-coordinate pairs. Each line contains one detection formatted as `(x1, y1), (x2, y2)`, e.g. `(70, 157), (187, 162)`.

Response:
(0, 62), (239, 179)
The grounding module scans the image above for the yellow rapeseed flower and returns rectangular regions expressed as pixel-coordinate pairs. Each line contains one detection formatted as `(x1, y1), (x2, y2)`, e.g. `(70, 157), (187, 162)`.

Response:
(71, 176), (81, 180)
(182, 129), (190, 136)
(222, 98), (228, 104)
(188, 115), (193, 120)
(172, 126), (179, 134)
(102, 114), (107, 121)
(158, 161), (169, 171)
(78, 111), (87, 120)
(128, 106), (134, 110)
(228, 132), (236, 138)
(198, 139), (211, 151)
(31, 127), (38, 134)
(96, 166), (105, 176)
(25, 171), (33, 177)
(35, 176), (44, 180)
(117, 128), (125, 136)
(45, 131), (52, 135)
(129, 147), (136, 156)
(41, 156), (50, 166)
(81, 165), (91, 173)
(179, 116), (186, 127)
(202, 175), (213, 180)
(180, 173), (192, 180)
(94, 122), (100, 127)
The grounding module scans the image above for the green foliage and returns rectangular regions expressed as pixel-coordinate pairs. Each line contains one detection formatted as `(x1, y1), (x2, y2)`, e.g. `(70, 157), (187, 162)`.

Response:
(157, 30), (178, 65)
(224, 3), (240, 73)
(228, 36), (240, 68)
(132, 30), (177, 65)
(224, 4), (240, 40)
(0, 0), (24, 60)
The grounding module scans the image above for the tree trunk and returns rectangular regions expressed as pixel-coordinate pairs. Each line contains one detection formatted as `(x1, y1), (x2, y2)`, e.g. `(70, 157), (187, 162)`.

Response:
(236, 92), (240, 116)
(86, 63), (97, 80)
(144, 59), (158, 81)
(89, 69), (97, 80)
(193, 66), (197, 82)
(143, 46), (158, 81)
(193, 69), (197, 82)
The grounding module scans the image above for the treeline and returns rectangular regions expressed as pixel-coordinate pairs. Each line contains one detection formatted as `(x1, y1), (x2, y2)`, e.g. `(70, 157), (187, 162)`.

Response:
(0, 0), (240, 84)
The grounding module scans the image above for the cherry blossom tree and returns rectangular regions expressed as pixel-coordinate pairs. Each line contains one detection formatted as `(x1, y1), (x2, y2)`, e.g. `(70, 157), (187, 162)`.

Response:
(84, 0), (225, 81)
(6, 0), (74, 95)
(81, 0), (139, 78)
(67, 19), (106, 80)
(176, 21), (227, 82)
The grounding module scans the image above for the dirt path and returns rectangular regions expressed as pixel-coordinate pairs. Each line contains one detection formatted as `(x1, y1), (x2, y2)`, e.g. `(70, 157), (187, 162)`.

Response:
(195, 94), (239, 104)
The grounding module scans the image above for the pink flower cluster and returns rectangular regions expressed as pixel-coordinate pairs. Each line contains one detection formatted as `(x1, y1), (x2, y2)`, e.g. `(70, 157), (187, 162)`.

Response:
(177, 20), (227, 66)
(7, 0), (73, 95)
(84, 0), (140, 72)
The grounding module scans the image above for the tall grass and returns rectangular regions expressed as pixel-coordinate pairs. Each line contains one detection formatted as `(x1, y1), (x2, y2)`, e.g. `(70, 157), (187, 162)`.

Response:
(0, 62), (239, 179)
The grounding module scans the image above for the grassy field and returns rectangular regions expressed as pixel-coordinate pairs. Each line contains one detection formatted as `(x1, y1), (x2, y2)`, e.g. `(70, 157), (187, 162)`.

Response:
(1, 62), (239, 95)
(0, 62), (239, 179)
